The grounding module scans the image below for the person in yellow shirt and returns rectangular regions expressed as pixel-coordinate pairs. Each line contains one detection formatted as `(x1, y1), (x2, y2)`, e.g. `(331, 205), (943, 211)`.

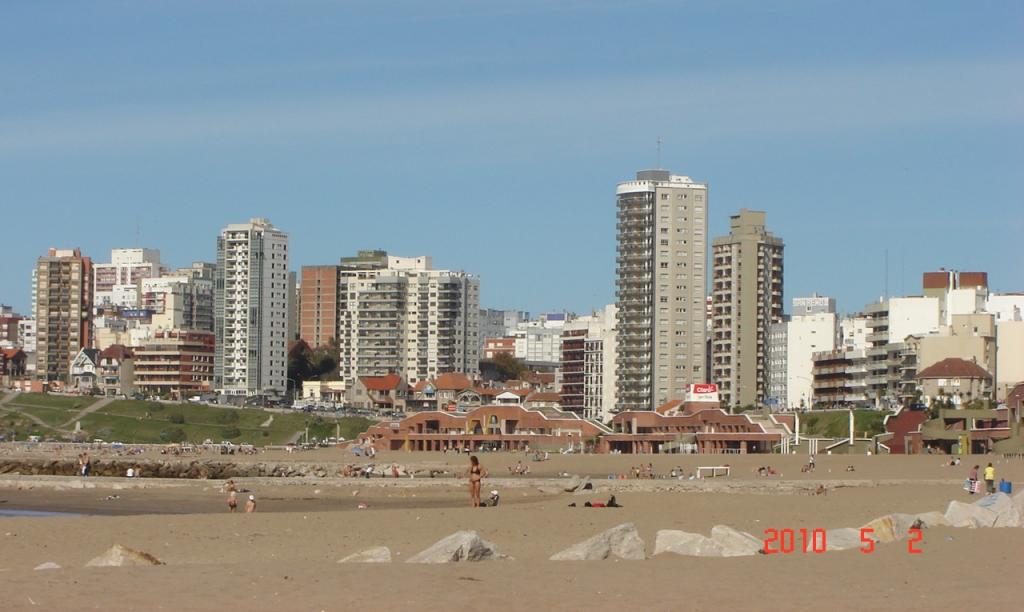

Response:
(984, 463), (996, 494)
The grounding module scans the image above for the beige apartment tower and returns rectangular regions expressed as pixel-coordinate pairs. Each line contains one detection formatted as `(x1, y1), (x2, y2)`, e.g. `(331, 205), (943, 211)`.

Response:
(34, 248), (93, 383)
(616, 170), (708, 412)
(711, 209), (784, 409)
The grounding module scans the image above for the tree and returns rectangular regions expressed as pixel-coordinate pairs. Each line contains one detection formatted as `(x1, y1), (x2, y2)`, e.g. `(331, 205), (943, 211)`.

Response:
(492, 353), (529, 381)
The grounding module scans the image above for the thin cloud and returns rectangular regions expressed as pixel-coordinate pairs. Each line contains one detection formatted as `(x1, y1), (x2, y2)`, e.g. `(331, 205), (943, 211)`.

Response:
(1, 58), (1020, 155)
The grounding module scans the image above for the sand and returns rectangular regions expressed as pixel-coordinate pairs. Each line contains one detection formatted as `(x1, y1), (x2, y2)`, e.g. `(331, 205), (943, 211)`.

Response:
(1, 450), (1022, 611)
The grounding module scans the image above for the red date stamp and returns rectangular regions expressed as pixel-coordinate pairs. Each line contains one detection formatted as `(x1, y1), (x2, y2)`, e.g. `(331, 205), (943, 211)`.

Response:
(762, 528), (923, 554)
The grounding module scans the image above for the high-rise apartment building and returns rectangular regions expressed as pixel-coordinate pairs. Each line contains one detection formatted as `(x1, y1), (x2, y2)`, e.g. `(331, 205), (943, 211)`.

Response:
(140, 272), (215, 333)
(299, 265), (341, 348)
(616, 170), (708, 412)
(214, 218), (290, 397)
(34, 248), (93, 383)
(711, 209), (784, 409)
(299, 251), (480, 387)
(93, 248), (165, 309)
(479, 308), (529, 348)
(559, 305), (618, 421)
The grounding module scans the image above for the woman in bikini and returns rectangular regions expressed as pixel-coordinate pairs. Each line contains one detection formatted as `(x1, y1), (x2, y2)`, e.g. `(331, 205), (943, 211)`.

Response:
(467, 455), (488, 507)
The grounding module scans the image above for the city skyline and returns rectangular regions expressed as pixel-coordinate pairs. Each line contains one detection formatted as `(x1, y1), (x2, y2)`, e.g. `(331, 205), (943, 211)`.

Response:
(1, 1), (1021, 317)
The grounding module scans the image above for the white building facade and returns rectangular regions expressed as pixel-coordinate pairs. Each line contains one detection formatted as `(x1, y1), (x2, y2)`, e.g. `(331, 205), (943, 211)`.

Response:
(93, 248), (165, 309)
(214, 218), (290, 397)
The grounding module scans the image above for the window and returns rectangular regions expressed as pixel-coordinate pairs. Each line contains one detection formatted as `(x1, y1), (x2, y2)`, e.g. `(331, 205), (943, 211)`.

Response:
(661, 193), (669, 200)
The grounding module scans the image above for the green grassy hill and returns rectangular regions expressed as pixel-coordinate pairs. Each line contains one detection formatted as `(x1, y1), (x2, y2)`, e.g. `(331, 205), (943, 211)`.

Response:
(799, 410), (890, 439)
(1, 394), (374, 446)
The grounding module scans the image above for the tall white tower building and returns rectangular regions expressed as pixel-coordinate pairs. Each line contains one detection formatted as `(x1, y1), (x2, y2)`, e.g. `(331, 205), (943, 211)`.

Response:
(616, 170), (709, 412)
(214, 218), (290, 397)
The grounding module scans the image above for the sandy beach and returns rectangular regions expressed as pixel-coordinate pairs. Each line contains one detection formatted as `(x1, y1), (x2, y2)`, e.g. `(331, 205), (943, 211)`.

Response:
(1, 451), (1023, 611)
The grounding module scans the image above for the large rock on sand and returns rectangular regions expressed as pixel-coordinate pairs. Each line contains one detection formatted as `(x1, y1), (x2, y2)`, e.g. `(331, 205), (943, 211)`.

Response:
(563, 475), (583, 492)
(85, 544), (164, 567)
(551, 523), (646, 561)
(944, 501), (993, 528)
(406, 531), (504, 564)
(825, 528), (863, 551)
(709, 525), (763, 557)
(653, 530), (723, 557)
(860, 513), (918, 543)
(974, 493), (1021, 527)
(338, 546), (392, 563)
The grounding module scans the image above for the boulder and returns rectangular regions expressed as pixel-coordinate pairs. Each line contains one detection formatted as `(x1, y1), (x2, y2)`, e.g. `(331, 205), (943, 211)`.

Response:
(708, 525), (763, 557)
(1013, 490), (1024, 518)
(944, 500), (996, 528)
(912, 511), (950, 529)
(85, 544), (165, 567)
(563, 475), (583, 493)
(34, 562), (61, 570)
(573, 477), (594, 494)
(973, 493), (1022, 528)
(653, 530), (723, 557)
(550, 523), (646, 561)
(406, 531), (504, 564)
(824, 528), (863, 552)
(338, 546), (392, 563)
(860, 513), (917, 543)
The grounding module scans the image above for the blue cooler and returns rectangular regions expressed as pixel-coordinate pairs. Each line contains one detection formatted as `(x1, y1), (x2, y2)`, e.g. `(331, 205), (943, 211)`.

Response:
(999, 479), (1012, 494)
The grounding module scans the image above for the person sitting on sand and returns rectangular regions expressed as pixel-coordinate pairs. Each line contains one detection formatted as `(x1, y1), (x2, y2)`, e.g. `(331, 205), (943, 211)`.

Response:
(245, 494), (256, 513)
(846, 465), (855, 472)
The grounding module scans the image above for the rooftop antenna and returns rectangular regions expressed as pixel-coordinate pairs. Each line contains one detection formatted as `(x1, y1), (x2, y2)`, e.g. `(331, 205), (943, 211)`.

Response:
(884, 248), (889, 300)
(656, 136), (663, 169)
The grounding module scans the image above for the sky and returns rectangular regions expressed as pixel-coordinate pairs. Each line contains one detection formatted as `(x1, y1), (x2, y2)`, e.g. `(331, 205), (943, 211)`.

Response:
(1, 0), (1021, 317)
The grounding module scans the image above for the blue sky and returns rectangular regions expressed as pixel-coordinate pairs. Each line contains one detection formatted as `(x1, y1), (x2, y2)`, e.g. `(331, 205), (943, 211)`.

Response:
(1, 1), (1021, 316)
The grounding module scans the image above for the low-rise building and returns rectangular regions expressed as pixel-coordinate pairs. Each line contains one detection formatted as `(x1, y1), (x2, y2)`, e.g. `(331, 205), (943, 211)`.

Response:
(915, 357), (993, 406)
(482, 337), (515, 360)
(357, 404), (608, 452)
(69, 348), (100, 392)
(601, 385), (791, 454)
(346, 374), (407, 412)
(1, 348), (28, 383)
(97, 345), (135, 397)
(133, 330), (214, 399)
(811, 348), (869, 408)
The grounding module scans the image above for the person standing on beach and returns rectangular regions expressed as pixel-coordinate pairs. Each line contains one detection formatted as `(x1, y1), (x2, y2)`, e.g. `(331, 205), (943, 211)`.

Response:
(968, 465), (979, 494)
(227, 489), (238, 512)
(984, 463), (996, 494)
(245, 494), (256, 513)
(809, 455), (815, 471)
(467, 455), (488, 507)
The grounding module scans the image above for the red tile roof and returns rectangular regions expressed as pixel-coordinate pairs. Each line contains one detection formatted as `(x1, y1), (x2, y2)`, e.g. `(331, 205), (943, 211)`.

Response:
(433, 372), (473, 391)
(360, 374), (403, 391)
(916, 358), (991, 380)
(1006, 383), (1024, 410)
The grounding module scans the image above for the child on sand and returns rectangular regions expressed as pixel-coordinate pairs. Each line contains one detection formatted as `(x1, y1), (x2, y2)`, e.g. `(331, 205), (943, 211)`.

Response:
(227, 490), (238, 512)
(245, 495), (256, 513)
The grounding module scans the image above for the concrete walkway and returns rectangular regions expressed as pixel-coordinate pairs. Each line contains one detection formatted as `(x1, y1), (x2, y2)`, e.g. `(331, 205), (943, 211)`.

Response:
(0, 403), (61, 432)
(59, 397), (114, 429)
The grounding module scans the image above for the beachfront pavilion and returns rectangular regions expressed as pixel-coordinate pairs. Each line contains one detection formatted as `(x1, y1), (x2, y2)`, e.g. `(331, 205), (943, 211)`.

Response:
(601, 401), (791, 454)
(358, 404), (610, 452)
